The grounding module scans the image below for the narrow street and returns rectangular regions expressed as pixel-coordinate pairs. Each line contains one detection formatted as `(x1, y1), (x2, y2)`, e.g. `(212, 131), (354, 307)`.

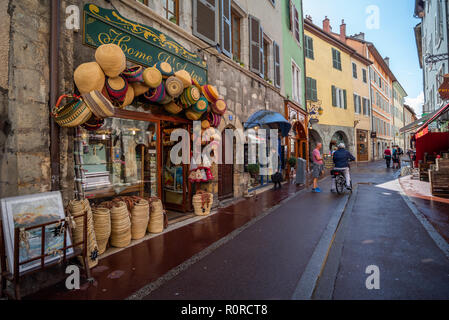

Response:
(132, 161), (449, 300)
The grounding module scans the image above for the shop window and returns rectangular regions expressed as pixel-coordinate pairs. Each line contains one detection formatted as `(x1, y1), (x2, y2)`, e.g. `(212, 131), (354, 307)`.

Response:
(332, 48), (342, 70)
(74, 119), (159, 202)
(231, 10), (241, 61)
(164, 0), (179, 25)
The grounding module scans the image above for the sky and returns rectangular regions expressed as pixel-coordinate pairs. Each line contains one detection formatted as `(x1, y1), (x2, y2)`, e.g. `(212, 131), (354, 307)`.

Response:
(302, 0), (424, 115)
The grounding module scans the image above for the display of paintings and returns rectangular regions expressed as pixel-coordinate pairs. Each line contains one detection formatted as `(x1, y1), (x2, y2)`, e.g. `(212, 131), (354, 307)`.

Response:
(0, 191), (73, 274)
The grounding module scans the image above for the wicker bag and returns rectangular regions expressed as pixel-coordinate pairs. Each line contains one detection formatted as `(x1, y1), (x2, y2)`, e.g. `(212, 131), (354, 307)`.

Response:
(148, 197), (165, 234)
(92, 206), (111, 255)
(192, 191), (213, 216)
(67, 199), (99, 269)
(130, 198), (150, 240)
(52, 94), (92, 127)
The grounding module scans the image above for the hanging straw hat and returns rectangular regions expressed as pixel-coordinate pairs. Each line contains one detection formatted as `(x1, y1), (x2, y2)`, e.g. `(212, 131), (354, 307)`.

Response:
(95, 44), (126, 77)
(180, 85), (201, 106)
(82, 90), (115, 119)
(201, 85), (219, 103)
(212, 99), (227, 115)
(120, 84), (135, 108)
(74, 62), (105, 94)
(192, 97), (209, 113)
(185, 109), (203, 121)
(164, 101), (183, 115)
(191, 78), (202, 90)
(131, 82), (151, 96)
(208, 112), (222, 128)
(144, 82), (166, 103)
(143, 67), (163, 88)
(122, 65), (144, 83)
(154, 61), (174, 79)
(165, 76), (184, 98)
(175, 70), (192, 89)
(105, 75), (129, 103)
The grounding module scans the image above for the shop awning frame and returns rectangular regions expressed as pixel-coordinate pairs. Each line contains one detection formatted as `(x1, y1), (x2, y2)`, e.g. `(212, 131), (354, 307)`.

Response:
(414, 102), (449, 136)
(244, 110), (292, 137)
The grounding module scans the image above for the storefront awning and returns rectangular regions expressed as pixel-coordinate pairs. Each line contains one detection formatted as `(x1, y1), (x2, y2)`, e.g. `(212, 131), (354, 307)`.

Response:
(414, 102), (449, 137)
(244, 110), (292, 137)
(399, 112), (432, 134)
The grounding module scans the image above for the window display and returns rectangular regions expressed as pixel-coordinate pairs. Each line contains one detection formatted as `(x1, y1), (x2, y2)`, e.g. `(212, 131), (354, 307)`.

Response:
(74, 118), (159, 202)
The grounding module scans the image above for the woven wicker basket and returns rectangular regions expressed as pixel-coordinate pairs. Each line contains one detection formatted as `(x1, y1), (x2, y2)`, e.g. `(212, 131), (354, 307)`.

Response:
(148, 197), (164, 234)
(52, 95), (92, 127)
(92, 206), (111, 255)
(130, 198), (150, 240)
(109, 201), (132, 248)
(192, 191), (213, 216)
(67, 199), (99, 269)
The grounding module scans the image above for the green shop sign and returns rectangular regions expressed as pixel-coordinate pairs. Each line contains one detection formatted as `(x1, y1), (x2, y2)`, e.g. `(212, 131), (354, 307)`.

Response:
(83, 4), (207, 84)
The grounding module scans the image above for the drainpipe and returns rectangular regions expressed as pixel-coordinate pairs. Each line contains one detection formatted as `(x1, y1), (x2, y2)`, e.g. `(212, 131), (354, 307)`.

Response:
(50, 0), (60, 191)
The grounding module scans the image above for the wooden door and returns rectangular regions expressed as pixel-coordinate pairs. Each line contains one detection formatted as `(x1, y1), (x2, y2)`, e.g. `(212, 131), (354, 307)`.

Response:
(357, 130), (369, 162)
(218, 130), (234, 200)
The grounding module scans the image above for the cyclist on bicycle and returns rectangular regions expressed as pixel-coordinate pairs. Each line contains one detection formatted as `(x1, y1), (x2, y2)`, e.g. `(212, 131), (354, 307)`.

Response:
(332, 143), (355, 191)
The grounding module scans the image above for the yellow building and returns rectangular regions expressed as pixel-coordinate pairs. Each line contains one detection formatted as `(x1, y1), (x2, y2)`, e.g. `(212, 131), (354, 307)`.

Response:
(304, 17), (372, 159)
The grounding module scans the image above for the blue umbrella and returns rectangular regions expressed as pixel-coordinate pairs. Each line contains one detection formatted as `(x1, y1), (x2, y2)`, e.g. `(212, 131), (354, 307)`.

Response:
(244, 110), (292, 137)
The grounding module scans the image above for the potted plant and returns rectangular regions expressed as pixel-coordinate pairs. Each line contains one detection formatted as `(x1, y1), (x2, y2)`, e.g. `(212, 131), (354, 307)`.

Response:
(247, 164), (260, 179)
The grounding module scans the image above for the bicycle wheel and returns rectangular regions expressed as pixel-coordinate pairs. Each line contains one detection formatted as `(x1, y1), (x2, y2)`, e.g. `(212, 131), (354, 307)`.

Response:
(336, 175), (345, 194)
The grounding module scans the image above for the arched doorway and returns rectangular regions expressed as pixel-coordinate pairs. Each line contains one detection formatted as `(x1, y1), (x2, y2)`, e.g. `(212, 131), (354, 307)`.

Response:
(309, 129), (323, 160)
(290, 121), (308, 161)
(329, 131), (349, 154)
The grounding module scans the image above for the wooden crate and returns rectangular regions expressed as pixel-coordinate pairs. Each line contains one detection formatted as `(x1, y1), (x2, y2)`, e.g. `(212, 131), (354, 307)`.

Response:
(430, 171), (449, 197)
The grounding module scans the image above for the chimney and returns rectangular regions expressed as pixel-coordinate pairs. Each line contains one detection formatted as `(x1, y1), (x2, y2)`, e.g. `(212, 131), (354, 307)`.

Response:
(305, 15), (313, 23)
(351, 32), (365, 41)
(323, 16), (330, 33)
(384, 57), (390, 66)
(340, 19), (346, 43)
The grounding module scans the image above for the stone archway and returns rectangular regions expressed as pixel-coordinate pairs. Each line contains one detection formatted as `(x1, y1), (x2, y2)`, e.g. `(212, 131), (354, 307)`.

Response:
(309, 129), (323, 160)
(329, 131), (349, 153)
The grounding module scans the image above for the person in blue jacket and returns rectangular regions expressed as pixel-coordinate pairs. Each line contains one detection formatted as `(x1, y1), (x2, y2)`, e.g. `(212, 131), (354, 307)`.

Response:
(332, 143), (356, 190)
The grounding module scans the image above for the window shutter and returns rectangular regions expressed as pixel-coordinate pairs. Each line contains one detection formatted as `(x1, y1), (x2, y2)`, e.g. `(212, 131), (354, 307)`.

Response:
(358, 96), (361, 113)
(221, 0), (232, 58)
(274, 42), (281, 88)
(343, 89), (347, 109)
(294, 6), (300, 43)
(287, 0), (292, 31)
(309, 37), (314, 59)
(353, 94), (357, 113)
(260, 25), (264, 78)
(249, 15), (261, 74)
(332, 85), (336, 106)
(289, 0), (294, 32)
(193, 0), (218, 46)
(312, 79), (317, 101)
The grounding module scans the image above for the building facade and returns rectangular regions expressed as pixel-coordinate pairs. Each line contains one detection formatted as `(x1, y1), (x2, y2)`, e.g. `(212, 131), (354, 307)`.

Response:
(414, 0), (449, 116)
(304, 17), (372, 159)
(0, 0), (290, 206)
(403, 104), (418, 150)
(392, 81), (408, 150)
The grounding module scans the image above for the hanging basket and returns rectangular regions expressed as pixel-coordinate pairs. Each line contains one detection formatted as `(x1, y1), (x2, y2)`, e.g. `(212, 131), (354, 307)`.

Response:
(192, 191), (213, 216)
(52, 94), (92, 127)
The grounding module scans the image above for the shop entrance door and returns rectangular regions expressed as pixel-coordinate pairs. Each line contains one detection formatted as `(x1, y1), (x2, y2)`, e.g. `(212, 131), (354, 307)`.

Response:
(218, 130), (234, 200)
(357, 130), (369, 161)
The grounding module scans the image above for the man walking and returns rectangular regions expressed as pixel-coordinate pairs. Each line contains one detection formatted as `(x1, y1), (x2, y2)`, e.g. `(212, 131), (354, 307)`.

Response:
(312, 143), (324, 193)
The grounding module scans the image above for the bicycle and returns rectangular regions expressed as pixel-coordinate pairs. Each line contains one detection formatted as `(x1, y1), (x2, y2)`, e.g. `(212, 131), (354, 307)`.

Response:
(331, 168), (353, 195)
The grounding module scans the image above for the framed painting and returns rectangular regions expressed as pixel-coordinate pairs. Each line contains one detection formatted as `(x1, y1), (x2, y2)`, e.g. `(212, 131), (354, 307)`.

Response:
(0, 191), (74, 274)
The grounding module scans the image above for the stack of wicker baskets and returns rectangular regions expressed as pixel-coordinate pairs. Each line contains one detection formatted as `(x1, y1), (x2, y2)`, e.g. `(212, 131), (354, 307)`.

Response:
(92, 206), (111, 254)
(130, 198), (150, 240)
(109, 201), (132, 248)
(192, 191), (213, 216)
(148, 197), (164, 234)
(67, 199), (99, 268)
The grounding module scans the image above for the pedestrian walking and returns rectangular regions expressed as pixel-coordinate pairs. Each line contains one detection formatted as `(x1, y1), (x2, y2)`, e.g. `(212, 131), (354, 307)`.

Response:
(384, 146), (392, 168)
(392, 146), (399, 169)
(312, 143), (324, 193)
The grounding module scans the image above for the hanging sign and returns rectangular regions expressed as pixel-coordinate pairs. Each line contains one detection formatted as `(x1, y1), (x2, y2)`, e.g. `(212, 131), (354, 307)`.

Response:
(438, 74), (449, 100)
(83, 4), (207, 84)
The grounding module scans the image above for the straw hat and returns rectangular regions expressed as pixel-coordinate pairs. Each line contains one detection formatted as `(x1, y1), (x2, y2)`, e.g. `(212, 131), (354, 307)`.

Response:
(180, 85), (201, 106)
(154, 61), (174, 79)
(202, 85), (219, 103)
(144, 83), (166, 103)
(105, 76), (129, 102)
(192, 78), (202, 90)
(164, 101), (183, 115)
(212, 99), (227, 115)
(143, 67), (163, 88)
(208, 112), (222, 128)
(165, 76), (184, 98)
(120, 84), (135, 108)
(175, 70), (192, 89)
(131, 82), (151, 96)
(192, 97), (209, 113)
(82, 90), (115, 119)
(74, 62), (105, 94)
(95, 44), (126, 77)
